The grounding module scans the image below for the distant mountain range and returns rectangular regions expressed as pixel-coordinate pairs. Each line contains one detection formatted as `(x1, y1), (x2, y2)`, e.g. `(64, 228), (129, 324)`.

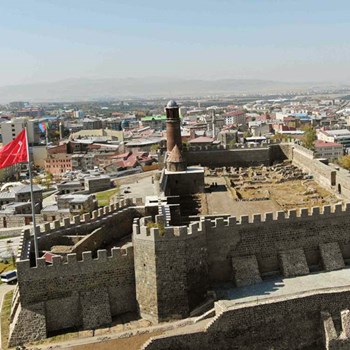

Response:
(0, 77), (349, 103)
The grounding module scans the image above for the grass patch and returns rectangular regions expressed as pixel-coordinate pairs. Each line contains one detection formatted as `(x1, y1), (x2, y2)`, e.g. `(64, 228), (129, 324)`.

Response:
(0, 236), (16, 240)
(1, 290), (14, 350)
(95, 188), (120, 207)
(0, 262), (16, 274)
(0, 262), (16, 285)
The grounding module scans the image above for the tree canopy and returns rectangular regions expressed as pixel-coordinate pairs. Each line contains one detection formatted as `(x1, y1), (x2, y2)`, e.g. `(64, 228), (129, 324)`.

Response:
(302, 127), (317, 150)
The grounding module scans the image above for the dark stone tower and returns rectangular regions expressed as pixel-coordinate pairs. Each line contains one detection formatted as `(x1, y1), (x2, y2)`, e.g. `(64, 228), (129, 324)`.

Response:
(166, 100), (182, 153)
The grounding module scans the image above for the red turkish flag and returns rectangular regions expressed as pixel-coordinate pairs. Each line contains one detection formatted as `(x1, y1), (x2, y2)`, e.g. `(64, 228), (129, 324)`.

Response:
(0, 129), (28, 169)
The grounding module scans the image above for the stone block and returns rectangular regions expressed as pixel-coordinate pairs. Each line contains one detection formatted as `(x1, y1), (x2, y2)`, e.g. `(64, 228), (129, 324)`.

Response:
(232, 255), (262, 287)
(320, 242), (345, 272)
(279, 248), (309, 278)
(80, 289), (112, 330)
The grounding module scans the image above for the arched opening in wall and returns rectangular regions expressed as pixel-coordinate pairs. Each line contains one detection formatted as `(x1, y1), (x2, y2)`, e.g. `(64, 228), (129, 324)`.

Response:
(338, 184), (342, 194)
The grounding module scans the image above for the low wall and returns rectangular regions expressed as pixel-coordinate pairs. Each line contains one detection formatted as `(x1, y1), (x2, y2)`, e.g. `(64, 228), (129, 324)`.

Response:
(0, 214), (44, 229)
(143, 286), (350, 350)
(290, 144), (335, 189)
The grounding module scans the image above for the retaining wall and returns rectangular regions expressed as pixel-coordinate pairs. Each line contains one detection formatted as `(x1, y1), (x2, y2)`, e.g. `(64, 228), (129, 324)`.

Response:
(142, 286), (350, 350)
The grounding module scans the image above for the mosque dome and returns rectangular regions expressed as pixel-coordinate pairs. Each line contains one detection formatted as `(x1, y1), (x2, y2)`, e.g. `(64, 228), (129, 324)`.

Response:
(166, 100), (179, 109)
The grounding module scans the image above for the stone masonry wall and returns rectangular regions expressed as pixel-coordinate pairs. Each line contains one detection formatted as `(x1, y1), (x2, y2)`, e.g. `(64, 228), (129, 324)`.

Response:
(142, 287), (350, 350)
(291, 143), (335, 189)
(204, 205), (350, 282)
(134, 204), (350, 287)
(133, 217), (209, 323)
(185, 147), (271, 167)
(10, 247), (135, 346)
(133, 204), (350, 326)
(37, 205), (141, 254)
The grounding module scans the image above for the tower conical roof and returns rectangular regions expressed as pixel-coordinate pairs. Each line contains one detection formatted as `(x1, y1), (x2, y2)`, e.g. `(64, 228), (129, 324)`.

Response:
(167, 145), (184, 163)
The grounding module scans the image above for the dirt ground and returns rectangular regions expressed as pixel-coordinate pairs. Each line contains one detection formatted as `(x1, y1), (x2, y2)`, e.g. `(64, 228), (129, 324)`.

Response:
(204, 174), (341, 217)
(63, 331), (163, 350)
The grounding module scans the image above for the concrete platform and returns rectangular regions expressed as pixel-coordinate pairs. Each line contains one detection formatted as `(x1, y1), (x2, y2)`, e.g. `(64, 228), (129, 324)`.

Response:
(215, 268), (350, 307)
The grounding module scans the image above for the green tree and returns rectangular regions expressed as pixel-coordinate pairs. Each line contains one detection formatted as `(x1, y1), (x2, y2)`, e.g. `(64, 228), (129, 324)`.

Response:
(243, 130), (252, 138)
(45, 172), (53, 189)
(272, 133), (288, 142)
(302, 127), (317, 150)
(147, 221), (165, 236)
(338, 155), (350, 170)
(150, 144), (160, 152)
(228, 139), (236, 148)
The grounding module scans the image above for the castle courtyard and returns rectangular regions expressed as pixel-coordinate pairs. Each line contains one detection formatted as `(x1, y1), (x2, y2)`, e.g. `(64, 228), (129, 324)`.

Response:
(203, 163), (342, 217)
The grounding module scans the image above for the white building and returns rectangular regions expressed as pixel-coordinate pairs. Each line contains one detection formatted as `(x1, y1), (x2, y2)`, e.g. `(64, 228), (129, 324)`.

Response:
(225, 113), (246, 125)
(1, 118), (41, 145)
(317, 129), (350, 149)
(314, 140), (343, 160)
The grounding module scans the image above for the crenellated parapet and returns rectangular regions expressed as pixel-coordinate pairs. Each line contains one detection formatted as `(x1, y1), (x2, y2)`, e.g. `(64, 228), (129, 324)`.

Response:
(133, 203), (349, 239)
(186, 144), (273, 152)
(133, 215), (205, 241)
(17, 247), (133, 280)
(17, 198), (143, 262)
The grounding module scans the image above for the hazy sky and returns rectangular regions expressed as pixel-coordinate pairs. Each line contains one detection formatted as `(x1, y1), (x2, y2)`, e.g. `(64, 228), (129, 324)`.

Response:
(1, 0), (350, 86)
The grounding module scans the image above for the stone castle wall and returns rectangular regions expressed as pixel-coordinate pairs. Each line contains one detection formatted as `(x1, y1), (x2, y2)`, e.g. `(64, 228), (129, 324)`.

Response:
(183, 143), (289, 168)
(133, 216), (209, 323)
(142, 287), (350, 350)
(205, 204), (350, 281)
(9, 247), (135, 346)
(135, 204), (350, 286)
(185, 147), (272, 167)
(10, 198), (144, 346)
(19, 198), (144, 262)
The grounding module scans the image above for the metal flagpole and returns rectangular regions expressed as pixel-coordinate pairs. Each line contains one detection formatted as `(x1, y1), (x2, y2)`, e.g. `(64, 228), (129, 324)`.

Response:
(25, 126), (39, 262)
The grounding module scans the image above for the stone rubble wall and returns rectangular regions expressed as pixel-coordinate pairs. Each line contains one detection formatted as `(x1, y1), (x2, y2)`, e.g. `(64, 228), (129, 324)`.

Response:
(133, 216), (209, 323)
(279, 248), (310, 277)
(134, 203), (350, 289)
(17, 197), (143, 261)
(232, 255), (262, 287)
(320, 242), (346, 272)
(10, 247), (135, 346)
(142, 287), (350, 350)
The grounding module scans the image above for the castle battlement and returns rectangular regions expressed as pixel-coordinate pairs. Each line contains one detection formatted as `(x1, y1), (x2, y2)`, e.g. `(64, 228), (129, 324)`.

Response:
(16, 246), (133, 276)
(17, 197), (143, 262)
(186, 143), (274, 152)
(133, 203), (349, 240)
(133, 216), (205, 241)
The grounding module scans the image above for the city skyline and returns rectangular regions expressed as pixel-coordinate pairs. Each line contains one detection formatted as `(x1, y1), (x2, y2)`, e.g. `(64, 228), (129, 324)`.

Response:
(1, 0), (350, 87)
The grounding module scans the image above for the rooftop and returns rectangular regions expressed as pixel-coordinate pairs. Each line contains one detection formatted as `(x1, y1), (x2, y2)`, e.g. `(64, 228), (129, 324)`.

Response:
(324, 129), (350, 136)
(166, 100), (179, 109)
(12, 184), (42, 194)
(314, 140), (343, 148)
(188, 136), (214, 144)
